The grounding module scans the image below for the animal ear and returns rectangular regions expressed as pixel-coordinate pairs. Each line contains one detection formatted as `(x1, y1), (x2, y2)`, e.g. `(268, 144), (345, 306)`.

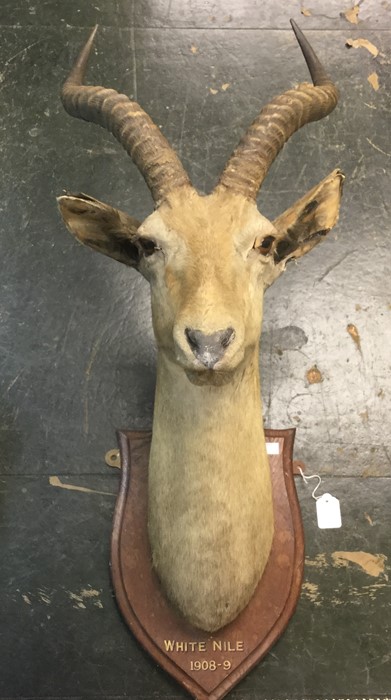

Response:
(57, 193), (142, 267)
(272, 169), (344, 263)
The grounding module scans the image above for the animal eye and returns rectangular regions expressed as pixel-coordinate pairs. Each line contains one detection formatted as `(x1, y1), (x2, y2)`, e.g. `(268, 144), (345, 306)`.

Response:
(253, 235), (275, 256)
(137, 237), (161, 257)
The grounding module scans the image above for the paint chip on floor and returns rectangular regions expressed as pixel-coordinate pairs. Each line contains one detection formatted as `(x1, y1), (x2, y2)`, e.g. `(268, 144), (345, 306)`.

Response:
(49, 476), (115, 496)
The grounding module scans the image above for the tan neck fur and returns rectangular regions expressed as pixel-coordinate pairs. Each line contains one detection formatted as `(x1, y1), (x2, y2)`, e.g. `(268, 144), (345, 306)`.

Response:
(148, 347), (274, 632)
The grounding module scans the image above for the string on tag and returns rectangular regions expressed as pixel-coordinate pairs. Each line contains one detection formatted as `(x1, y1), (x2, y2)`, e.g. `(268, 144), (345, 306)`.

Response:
(298, 467), (322, 500)
(298, 467), (342, 529)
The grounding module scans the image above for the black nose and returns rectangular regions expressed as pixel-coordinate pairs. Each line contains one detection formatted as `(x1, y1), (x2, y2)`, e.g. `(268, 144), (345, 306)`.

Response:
(185, 328), (235, 368)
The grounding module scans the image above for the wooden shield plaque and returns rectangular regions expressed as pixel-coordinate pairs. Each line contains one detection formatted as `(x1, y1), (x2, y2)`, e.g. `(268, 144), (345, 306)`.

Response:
(111, 428), (304, 700)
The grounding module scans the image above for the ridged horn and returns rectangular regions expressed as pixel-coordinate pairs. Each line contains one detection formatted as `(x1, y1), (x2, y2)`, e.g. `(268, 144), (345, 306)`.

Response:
(216, 19), (339, 200)
(61, 26), (192, 205)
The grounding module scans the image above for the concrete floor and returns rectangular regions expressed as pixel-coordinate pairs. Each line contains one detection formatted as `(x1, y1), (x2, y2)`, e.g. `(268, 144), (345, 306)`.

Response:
(0, 1), (390, 698)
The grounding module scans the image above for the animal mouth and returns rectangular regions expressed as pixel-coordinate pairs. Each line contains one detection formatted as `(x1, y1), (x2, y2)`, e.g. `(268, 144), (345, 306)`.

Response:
(184, 366), (234, 387)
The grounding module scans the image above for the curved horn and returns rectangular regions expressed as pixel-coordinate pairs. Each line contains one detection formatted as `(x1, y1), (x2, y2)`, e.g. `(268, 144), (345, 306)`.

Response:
(61, 26), (192, 205)
(216, 19), (339, 200)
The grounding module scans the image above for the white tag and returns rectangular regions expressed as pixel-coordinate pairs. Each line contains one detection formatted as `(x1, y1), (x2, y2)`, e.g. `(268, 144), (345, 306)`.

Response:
(266, 442), (280, 455)
(316, 493), (342, 529)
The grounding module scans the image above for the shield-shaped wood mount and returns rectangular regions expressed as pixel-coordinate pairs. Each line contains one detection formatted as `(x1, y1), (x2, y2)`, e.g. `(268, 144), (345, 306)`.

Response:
(111, 428), (304, 700)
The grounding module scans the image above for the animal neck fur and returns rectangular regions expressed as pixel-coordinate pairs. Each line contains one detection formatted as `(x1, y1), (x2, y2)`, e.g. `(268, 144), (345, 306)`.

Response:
(148, 343), (274, 632)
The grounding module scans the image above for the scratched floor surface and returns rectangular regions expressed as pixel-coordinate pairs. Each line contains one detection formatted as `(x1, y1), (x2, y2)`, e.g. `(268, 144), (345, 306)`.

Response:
(0, 1), (390, 699)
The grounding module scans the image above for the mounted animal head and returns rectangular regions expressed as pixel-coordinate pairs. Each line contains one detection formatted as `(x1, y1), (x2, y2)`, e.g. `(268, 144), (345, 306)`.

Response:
(58, 21), (344, 386)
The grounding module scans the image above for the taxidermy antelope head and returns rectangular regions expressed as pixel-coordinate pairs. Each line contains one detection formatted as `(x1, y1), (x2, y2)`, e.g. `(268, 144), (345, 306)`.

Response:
(58, 21), (343, 632)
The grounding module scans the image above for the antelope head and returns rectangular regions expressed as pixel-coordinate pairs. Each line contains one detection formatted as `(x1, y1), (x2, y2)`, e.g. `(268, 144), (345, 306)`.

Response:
(58, 22), (344, 388)
(58, 23), (344, 631)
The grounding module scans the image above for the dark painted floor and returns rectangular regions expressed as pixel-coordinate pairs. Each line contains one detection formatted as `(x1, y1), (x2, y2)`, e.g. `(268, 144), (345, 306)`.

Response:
(0, 1), (390, 699)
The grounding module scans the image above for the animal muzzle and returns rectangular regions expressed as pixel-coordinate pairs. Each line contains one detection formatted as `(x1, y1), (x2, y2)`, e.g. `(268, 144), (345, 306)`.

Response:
(185, 327), (235, 369)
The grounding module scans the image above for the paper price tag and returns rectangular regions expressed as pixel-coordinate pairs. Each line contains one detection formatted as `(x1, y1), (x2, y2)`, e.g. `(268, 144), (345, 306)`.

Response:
(316, 493), (342, 529)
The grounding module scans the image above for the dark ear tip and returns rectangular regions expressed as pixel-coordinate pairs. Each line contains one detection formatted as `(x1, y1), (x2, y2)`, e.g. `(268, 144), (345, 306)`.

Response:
(56, 195), (88, 217)
(57, 194), (75, 209)
(57, 195), (69, 209)
(328, 169), (345, 193)
(57, 194), (92, 204)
